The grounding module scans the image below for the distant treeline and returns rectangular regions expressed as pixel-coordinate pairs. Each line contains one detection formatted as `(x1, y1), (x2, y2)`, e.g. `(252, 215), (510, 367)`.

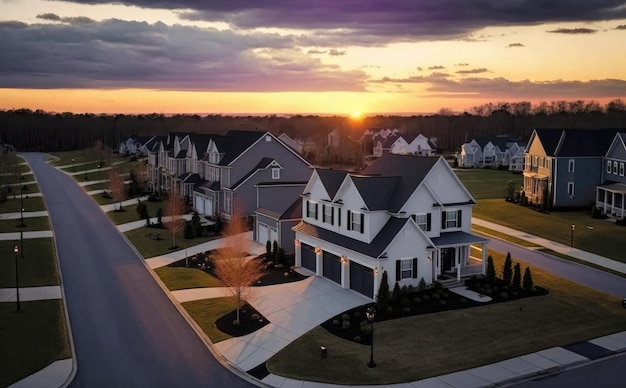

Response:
(1, 99), (625, 152)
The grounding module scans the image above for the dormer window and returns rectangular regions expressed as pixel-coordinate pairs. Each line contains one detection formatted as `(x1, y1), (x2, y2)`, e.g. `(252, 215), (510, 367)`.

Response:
(209, 152), (219, 164)
(306, 201), (318, 219)
(322, 204), (334, 224)
(347, 210), (364, 233)
(272, 168), (280, 179)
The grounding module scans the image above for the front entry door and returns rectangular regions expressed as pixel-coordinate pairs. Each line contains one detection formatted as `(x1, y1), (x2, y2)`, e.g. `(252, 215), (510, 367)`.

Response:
(442, 248), (455, 272)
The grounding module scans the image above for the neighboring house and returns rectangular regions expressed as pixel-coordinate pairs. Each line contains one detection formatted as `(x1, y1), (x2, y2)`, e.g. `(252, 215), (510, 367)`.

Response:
(458, 140), (482, 168)
(145, 130), (313, 220)
(278, 133), (303, 154)
(504, 141), (527, 172)
(293, 153), (487, 300)
(119, 136), (154, 156)
(254, 181), (307, 253)
(373, 133), (399, 157)
(523, 128), (618, 209)
(458, 135), (522, 170)
(0, 140), (16, 154)
(596, 132), (626, 220)
(390, 133), (436, 156)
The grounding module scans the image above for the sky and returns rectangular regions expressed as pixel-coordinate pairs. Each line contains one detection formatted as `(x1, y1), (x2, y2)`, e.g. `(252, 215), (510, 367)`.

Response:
(1, 0), (626, 115)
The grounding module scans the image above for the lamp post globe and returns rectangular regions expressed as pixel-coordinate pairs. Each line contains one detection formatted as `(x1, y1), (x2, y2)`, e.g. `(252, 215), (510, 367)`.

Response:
(366, 306), (376, 368)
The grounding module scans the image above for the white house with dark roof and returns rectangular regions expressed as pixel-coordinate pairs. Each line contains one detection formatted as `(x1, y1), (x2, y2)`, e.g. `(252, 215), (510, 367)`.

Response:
(390, 133), (436, 156)
(293, 153), (487, 299)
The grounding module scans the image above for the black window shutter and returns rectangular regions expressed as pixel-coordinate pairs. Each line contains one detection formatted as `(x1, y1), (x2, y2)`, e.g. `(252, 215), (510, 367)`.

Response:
(338, 208), (341, 226)
(458, 209), (462, 228)
(331, 207), (334, 224)
(426, 213), (431, 231)
(412, 258), (418, 278)
(441, 211), (447, 229)
(306, 201), (310, 217)
(396, 260), (401, 281)
(315, 203), (318, 220)
(360, 213), (365, 233)
(322, 204), (326, 222)
(347, 210), (352, 230)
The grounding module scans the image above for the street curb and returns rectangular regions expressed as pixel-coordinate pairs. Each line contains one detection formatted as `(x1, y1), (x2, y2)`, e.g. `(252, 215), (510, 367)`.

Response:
(112, 216), (271, 387)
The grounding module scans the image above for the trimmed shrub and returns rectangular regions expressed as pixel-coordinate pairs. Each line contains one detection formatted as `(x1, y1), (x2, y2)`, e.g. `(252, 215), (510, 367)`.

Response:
(418, 277), (426, 291)
(376, 271), (390, 310)
(500, 292), (509, 299)
(385, 306), (393, 314)
(353, 336), (362, 342)
(422, 294), (430, 301)
(413, 297), (421, 304)
(232, 320), (240, 326)
(523, 267), (534, 291)
(136, 201), (149, 220)
(402, 306), (411, 313)
(512, 263), (522, 289)
(502, 252), (513, 286)
(487, 255), (496, 284)
(431, 293), (440, 300)
(341, 320), (351, 330)
(156, 208), (163, 225)
(392, 282), (401, 302)
(266, 241), (272, 260)
(332, 319), (340, 326)
(184, 220), (194, 239)
(399, 297), (411, 307)
(251, 313), (260, 320)
(341, 313), (350, 321)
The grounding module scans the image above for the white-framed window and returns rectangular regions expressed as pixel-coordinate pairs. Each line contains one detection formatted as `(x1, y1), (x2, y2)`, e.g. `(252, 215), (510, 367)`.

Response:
(532, 156), (537, 167)
(568, 159), (574, 173)
(401, 259), (413, 279)
(209, 152), (219, 164)
(444, 210), (458, 229)
(412, 214), (430, 231)
(607, 160), (612, 174)
(614, 161), (618, 174)
(224, 192), (232, 213)
(323, 205), (333, 224)
(307, 201), (318, 219)
(567, 182), (575, 196)
(620, 163), (625, 176)
(272, 168), (280, 179)
(350, 211), (363, 233)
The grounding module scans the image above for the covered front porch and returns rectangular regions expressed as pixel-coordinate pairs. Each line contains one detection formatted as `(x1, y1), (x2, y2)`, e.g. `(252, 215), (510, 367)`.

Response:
(523, 173), (548, 205)
(430, 232), (488, 281)
(596, 183), (626, 219)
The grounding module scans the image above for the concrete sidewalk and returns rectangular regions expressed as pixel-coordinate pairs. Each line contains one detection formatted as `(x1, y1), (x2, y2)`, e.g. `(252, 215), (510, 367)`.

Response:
(0, 286), (62, 302)
(0, 230), (53, 240)
(0, 210), (49, 220)
(100, 195), (149, 212)
(472, 217), (626, 274)
(116, 214), (193, 233)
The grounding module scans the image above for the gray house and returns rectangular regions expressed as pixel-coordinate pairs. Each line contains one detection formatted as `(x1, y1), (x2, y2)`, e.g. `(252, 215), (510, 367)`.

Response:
(596, 132), (626, 219)
(523, 128), (618, 208)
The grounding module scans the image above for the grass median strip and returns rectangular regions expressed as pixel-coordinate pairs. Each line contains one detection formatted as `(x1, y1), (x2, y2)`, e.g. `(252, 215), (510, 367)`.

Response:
(124, 227), (218, 258)
(154, 266), (222, 290)
(0, 196), (46, 212)
(0, 238), (59, 288)
(0, 216), (50, 233)
(182, 297), (237, 343)
(266, 249), (626, 385)
(471, 224), (541, 248)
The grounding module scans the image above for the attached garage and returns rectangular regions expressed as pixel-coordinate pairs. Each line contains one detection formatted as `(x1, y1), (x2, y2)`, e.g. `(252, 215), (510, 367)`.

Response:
(350, 261), (374, 298)
(301, 243), (317, 272)
(194, 194), (204, 214)
(322, 251), (341, 284)
(257, 223), (268, 243)
(204, 197), (213, 217)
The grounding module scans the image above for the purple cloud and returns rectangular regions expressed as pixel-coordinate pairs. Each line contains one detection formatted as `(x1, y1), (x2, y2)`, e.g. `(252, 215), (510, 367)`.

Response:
(428, 65), (445, 70)
(547, 27), (597, 34)
(456, 68), (489, 75)
(507, 42), (525, 47)
(0, 19), (367, 91)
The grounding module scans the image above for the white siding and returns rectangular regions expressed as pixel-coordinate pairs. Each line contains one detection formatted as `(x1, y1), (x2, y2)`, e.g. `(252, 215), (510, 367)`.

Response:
(425, 160), (472, 205)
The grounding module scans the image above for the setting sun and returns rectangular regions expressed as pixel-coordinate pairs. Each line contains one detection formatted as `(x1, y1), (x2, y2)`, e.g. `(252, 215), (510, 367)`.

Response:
(351, 111), (362, 119)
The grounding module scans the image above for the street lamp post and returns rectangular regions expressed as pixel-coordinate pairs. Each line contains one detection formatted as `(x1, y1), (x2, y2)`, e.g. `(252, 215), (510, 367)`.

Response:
(570, 224), (575, 248)
(19, 170), (24, 227)
(72, 158), (75, 171)
(366, 306), (376, 368)
(14, 244), (22, 313)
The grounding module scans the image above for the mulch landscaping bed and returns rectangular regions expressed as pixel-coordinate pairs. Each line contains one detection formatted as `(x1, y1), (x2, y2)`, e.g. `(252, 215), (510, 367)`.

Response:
(321, 280), (548, 346)
(215, 304), (270, 337)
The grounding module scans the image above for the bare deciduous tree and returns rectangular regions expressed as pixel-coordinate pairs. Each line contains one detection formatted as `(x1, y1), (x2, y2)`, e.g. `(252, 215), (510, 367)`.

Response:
(108, 167), (125, 211)
(211, 208), (263, 323)
(163, 189), (186, 249)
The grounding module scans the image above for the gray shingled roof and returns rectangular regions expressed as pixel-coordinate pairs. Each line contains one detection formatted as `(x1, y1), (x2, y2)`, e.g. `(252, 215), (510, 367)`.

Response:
(362, 153), (439, 213)
(532, 128), (620, 157)
(230, 157), (274, 190)
(316, 169), (349, 199)
(293, 217), (410, 258)
(430, 231), (487, 248)
(350, 175), (399, 210)
(219, 130), (266, 165)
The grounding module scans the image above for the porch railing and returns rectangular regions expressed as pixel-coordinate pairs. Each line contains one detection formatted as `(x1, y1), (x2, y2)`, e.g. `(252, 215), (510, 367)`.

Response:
(596, 203), (625, 219)
(460, 264), (483, 277)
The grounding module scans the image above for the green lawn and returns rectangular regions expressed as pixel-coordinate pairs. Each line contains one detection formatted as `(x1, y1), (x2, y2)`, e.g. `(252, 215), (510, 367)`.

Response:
(267, 250), (626, 385)
(182, 297), (238, 343)
(474, 199), (626, 262)
(0, 238), (60, 287)
(0, 196), (46, 212)
(124, 227), (218, 258)
(455, 169), (523, 200)
(0, 299), (72, 387)
(0, 216), (50, 233)
(106, 200), (163, 224)
(48, 150), (92, 166)
(154, 266), (222, 290)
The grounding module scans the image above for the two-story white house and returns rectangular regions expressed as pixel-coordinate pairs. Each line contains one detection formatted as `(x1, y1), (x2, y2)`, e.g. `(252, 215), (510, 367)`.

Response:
(293, 153), (487, 299)
(390, 133), (436, 156)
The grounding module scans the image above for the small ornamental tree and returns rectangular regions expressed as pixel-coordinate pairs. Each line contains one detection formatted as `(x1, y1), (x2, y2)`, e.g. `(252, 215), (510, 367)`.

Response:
(265, 240), (272, 260)
(486, 255), (496, 284)
(184, 220), (194, 239)
(512, 263), (522, 289)
(505, 180), (516, 200)
(276, 246), (285, 266)
(136, 201), (149, 220)
(156, 208), (163, 225)
(211, 207), (264, 323)
(392, 282), (401, 303)
(502, 252), (513, 286)
(523, 267), (534, 291)
(191, 212), (202, 237)
(164, 190), (186, 249)
(272, 240), (278, 259)
(108, 167), (126, 211)
(376, 271), (390, 310)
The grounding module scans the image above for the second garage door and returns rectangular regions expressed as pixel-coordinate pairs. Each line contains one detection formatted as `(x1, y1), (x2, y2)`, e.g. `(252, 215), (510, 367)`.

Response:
(301, 243), (316, 272)
(323, 251), (341, 284)
(350, 261), (374, 298)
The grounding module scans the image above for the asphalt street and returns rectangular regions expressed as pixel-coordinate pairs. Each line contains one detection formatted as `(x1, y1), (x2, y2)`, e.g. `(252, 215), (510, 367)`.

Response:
(25, 153), (256, 388)
(483, 236), (626, 299)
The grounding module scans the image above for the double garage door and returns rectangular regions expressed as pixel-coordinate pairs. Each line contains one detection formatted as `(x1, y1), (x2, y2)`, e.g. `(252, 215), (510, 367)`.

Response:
(300, 243), (374, 298)
(193, 194), (213, 217)
(257, 223), (278, 244)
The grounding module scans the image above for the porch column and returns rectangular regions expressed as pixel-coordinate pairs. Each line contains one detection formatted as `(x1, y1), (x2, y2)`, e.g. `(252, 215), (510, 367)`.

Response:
(372, 267), (381, 300)
(456, 247), (461, 281)
(481, 242), (487, 275)
(294, 239), (301, 267)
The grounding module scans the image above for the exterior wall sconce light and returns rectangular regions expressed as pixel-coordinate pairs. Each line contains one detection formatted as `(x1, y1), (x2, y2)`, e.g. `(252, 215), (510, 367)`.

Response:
(373, 268), (379, 275)
(315, 246), (322, 254)
(294, 238), (300, 247)
(340, 256), (348, 264)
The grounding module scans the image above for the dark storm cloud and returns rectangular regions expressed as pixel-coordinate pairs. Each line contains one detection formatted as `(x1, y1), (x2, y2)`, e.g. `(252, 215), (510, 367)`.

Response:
(372, 74), (626, 98)
(547, 28), (597, 34)
(0, 19), (367, 91)
(37, 13), (96, 24)
(456, 68), (489, 75)
(61, 1), (626, 44)
(507, 42), (525, 47)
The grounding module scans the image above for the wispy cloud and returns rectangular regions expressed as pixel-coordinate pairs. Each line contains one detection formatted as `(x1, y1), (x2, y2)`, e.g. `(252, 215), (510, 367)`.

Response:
(507, 42), (525, 47)
(456, 68), (489, 75)
(616, 25), (626, 30)
(328, 49), (346, 56)
(307, 49), (326, 54)
(455, 63), (469, 67)
(547, 27), (597, 34)
(428, 65), (445, 70)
